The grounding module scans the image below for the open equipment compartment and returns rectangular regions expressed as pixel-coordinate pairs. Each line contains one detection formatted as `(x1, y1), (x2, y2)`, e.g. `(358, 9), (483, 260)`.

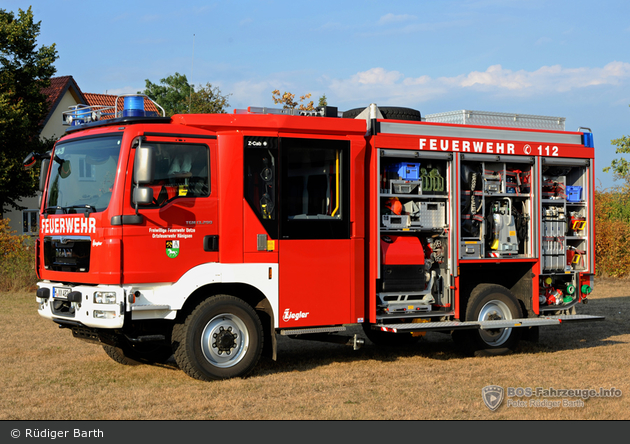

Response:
(459, 154), (534, 260)
(377, 149), (452, 318)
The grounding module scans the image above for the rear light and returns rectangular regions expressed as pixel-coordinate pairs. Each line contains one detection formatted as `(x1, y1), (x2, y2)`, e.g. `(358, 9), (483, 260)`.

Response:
(580, 274), (593, 303)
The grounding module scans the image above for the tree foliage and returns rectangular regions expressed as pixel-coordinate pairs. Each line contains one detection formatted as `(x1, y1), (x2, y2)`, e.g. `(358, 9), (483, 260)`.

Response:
(603, 134), (630, 182)
(272, 90), (314, 110)
(602, 104), (630, 183)
(141, 72), (230, 117)
(271, 90), (329, 110)
(0, 6), (57, 216)
(189, 83), (231, 114)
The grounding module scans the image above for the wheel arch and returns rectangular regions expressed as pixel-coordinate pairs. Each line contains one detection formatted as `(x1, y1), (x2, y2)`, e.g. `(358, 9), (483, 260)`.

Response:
(176, 282), (277, 360)
(457, 262), (536, 319)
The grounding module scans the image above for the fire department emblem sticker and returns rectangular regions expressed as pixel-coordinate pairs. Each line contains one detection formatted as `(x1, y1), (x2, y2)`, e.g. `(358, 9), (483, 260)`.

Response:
(166, 240), (180, 259)
(482, 385), (504, 411)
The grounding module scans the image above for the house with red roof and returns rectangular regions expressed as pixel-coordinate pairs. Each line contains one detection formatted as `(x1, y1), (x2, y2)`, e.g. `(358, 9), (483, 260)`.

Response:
(5, 76), (87, 235)
(6, 76), (162, 235)
(40, 76), (88, 140)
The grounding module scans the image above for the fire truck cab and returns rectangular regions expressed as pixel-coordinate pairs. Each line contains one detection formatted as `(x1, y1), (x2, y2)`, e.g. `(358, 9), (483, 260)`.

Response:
(28, 97), (603, 381)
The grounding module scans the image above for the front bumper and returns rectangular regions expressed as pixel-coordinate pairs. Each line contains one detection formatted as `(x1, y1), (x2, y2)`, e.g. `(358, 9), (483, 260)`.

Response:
(36, 281), (125, 329)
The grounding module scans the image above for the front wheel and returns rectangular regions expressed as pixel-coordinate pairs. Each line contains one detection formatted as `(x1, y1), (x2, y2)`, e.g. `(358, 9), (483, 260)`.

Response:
(102, 340), (172, 366)
(172, 295), (263, 381)
(453, 284), (523, 356)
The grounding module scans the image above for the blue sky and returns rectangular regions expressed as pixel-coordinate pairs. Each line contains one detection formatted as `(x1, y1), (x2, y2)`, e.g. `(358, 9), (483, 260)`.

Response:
(8, 0), (630, 188)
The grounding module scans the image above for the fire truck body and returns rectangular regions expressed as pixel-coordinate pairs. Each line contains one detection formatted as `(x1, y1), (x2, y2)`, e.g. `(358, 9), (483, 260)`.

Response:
(29, 98), (602, 381)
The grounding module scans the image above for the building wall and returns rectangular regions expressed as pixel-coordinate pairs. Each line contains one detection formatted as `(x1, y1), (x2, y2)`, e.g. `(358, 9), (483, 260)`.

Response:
(41, 89), (81, 140)
(4, 89), (82, 235)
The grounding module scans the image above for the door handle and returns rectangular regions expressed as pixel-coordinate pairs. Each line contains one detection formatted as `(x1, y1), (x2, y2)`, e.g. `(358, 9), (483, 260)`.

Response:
(204, 235), (219, 252)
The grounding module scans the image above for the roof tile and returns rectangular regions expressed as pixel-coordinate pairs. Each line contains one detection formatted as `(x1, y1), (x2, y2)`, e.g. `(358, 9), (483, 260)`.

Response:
(84, 93), (161, 119)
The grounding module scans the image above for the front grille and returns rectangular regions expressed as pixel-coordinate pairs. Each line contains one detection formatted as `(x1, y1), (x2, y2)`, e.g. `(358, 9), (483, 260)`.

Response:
(43, 236), (91, 272)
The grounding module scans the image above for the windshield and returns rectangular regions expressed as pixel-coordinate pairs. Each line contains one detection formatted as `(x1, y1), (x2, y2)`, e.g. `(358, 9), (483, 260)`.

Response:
(45, 135), (122, 214)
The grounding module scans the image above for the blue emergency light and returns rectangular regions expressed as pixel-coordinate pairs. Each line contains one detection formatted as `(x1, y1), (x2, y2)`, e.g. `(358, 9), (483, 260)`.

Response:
(123, 95), (145, 117)
(582, 132), (594, 148)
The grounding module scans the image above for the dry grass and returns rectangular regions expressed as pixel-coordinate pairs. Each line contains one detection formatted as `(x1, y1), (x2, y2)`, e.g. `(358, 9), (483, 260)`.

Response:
(1, 278), (629, 420)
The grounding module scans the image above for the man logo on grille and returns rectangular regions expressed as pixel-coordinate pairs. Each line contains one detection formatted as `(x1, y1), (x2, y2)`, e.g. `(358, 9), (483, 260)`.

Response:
(482, 385), (504, 411)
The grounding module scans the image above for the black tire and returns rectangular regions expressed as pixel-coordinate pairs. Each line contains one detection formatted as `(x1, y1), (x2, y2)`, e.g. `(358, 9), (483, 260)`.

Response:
(102, 341), (173, 366)
(453, 284), (523, 356)
(342, 106), (422, 121)
(362, 323), (421, 347)
(172, 295), (263, 381)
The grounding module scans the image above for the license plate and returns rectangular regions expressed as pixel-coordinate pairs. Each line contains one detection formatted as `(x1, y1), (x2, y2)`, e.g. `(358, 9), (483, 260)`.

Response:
(53, 287), (71, 299)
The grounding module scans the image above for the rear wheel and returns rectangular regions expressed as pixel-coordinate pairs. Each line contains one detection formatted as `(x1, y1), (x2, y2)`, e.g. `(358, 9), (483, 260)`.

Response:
(453, 284), (523, 356)
(172, 295), (263, 381)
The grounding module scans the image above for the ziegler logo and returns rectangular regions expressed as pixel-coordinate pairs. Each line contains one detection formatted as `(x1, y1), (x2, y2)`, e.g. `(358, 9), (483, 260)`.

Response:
(283, 309), (309, 322)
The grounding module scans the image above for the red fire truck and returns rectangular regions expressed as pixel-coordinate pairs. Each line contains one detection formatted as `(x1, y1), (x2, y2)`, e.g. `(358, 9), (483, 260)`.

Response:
(25, 96), (603, 381)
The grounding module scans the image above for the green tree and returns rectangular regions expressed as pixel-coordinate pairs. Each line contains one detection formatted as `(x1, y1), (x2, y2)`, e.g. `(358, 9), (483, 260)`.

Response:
(318, 94), (328, 107)
(0, 7), (57, 217)
(603, 113), (630, 183)
(189, 82), (230, 114)
(142, 73), (230, 117)
(603, 146), (630, 181)
(142, 73), (191, 117)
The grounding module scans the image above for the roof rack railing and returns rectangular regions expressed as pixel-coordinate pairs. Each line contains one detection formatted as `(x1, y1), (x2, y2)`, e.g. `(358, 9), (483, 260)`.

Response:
(62, 104), (115, 126)
(62, 94), (166, 126)
(114, 94), (165, 118)
(234, 105), (341, 118)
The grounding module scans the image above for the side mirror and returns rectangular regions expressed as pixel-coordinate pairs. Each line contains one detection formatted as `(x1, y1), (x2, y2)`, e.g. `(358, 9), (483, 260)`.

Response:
(39, 158), (50, 192)
(133, 146), (155, 185)
(23, 152), (37, 170)
(133, 187), (154, 205)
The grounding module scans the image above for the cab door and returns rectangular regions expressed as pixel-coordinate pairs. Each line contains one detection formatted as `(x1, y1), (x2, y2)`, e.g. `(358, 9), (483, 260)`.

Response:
(276, 137), (353, 327)
(122, 135), (218, 284)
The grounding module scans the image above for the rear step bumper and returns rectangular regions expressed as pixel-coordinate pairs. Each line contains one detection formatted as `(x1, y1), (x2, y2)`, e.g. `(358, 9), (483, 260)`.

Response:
(374, 314), (605, 333)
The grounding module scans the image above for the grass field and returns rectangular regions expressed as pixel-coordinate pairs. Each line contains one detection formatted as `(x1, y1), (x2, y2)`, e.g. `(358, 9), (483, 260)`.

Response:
(1, 277), (628, 420)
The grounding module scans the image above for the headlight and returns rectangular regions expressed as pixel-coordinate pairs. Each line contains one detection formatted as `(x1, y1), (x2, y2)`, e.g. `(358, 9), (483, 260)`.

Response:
(94, 291), (117, 304)
(93, 310), (117, 319)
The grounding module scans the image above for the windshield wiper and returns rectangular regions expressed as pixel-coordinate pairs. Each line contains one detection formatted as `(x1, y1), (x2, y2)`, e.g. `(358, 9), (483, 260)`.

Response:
(45, 206), (65, 215)
(64, 205), (96, 216)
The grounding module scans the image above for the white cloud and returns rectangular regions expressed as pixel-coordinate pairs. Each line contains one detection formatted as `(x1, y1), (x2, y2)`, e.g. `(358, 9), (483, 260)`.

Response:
(378, 13), (417, 25)
(325, 62), (630, 105)
(352, 68), (403, 85)
(456, 62), (630, 92)
(535, 37), (553, 45)
(213, 61), (630, 112)
(103, 87), (142, 96)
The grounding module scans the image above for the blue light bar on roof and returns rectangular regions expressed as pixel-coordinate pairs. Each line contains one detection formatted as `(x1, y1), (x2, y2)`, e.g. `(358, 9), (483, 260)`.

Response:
(123, 95), (145, 117)
(583, 132), (594, 148)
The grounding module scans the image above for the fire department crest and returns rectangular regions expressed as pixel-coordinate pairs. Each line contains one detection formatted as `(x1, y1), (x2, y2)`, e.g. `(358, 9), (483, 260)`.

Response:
(482, 385), (504, 411)
(166, 240), (180, 258)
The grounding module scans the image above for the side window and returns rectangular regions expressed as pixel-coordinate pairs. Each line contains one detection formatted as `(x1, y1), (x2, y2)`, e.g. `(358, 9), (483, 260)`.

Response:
(244, 136), (278, 239)
(22, 209), (39, 235)
(78, 156), (96, 182)
(139, 142), (210, 207)
(280, 138), (349, 239)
